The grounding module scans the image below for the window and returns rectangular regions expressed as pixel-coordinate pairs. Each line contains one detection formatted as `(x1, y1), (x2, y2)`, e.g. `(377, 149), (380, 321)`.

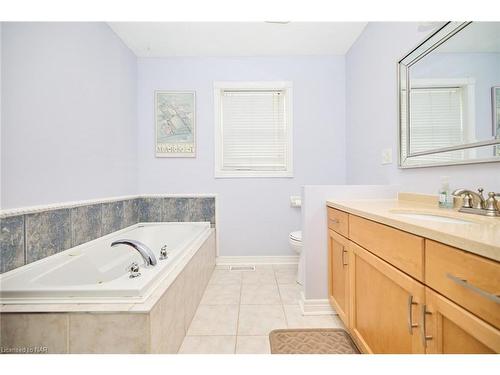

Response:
(214, 81), (293, 178)
(411, 87), (464, 152)
(402, 78), (475, 164)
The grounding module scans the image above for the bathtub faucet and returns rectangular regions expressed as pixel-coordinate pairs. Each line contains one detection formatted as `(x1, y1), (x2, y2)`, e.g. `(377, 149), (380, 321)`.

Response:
(111, 239), (158, 267)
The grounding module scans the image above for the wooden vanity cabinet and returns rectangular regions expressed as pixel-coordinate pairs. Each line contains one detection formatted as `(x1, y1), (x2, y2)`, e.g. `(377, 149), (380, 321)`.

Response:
(326, 206), (500, 354)
(328, 229), (350, 326)
(349, 214), (424, 281)
(327, 207), (349, 237)
(349, 241), (425, 354)
(425, 240), (500, 328)
(424, 288), (499, 354)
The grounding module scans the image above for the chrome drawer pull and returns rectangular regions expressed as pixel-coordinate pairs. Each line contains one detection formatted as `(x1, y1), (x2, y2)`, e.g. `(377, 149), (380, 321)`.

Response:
(407, 295), (418, 334)
(446, 273), (500, 304)
(342, 249), (348, 266)
(420, 304), (433, 347)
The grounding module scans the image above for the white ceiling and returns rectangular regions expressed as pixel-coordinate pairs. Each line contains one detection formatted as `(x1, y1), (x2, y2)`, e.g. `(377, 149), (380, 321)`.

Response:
(108, 22), (367, 57)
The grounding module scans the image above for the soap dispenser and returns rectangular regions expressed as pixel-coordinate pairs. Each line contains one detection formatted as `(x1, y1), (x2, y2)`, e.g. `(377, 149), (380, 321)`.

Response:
(438, 177), (453, 208)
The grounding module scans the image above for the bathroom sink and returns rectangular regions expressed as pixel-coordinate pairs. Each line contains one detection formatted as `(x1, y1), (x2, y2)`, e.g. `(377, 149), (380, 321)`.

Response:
(391, 212), (475, 225)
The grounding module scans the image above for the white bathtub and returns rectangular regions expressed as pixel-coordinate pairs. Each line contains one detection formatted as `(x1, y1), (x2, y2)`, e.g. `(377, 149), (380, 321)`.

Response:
(0, 222), (212, 304)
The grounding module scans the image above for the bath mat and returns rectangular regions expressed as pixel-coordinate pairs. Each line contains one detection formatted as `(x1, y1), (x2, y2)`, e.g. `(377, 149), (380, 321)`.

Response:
(269, 328), (360, 354)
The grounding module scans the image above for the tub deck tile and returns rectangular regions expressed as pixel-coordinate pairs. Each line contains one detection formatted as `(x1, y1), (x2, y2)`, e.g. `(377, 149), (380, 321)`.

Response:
(163, 197), (190, 222)
(101, 200), (124, 235)
(25, 209), (71, 263)
(69, 313), (149, 354)
(71, 204), (102, 247)
(0, 313), (69, 354)
(138, 197), (163, 222)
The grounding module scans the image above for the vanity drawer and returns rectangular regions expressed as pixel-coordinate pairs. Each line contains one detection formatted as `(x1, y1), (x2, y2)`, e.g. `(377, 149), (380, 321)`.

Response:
(327, 207), (349, 237)
(425, 240), (500, 328)
(349, 215), (424, 281)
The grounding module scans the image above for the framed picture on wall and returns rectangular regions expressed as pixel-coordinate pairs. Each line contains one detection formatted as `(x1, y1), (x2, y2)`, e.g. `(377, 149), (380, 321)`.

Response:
(493, 86), (500, 156)
(155, 91), (196, 157)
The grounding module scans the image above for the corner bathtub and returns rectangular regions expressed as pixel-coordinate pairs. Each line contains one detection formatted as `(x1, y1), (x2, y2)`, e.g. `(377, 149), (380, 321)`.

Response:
(0, 222), (213, 304)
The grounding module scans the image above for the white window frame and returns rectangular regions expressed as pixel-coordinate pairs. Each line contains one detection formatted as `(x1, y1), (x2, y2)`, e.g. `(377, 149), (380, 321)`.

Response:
(214, 81), (293, 178)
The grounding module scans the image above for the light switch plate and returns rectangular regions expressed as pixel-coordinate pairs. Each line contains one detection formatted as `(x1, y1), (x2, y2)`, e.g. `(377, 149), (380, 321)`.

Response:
(381, 148), (393, 165)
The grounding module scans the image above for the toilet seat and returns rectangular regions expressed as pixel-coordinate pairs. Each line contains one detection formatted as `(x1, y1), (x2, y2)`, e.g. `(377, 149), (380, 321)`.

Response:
(289, 230), (302, 242)
(288, 230), (304, 286)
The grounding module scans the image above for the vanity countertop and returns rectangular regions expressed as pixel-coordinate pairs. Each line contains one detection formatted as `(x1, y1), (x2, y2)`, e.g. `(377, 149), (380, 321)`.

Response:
(326, 193), (500, 262)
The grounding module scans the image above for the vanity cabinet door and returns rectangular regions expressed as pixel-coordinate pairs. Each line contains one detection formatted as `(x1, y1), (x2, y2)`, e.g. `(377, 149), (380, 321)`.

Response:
(328, 229), (350, 326)
(423, 288), (500, 354)
(349, 241), (425, 354)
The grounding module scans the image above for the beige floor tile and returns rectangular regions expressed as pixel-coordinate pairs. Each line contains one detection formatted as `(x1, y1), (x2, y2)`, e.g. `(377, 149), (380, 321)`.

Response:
(235, 336), (271, 354)
(278, 284), (303, 305)
(241, 269), (277, 285)
(240, 283), (281, 305)
(275, 269), (298, 284)
(208, 270), (242, 285)
(283, 305), (345, 329)
(187, 304), (239, 336)
(178, 336), (236, 354)
(238, 305), (287, 335)
(200, 283), (241, 305)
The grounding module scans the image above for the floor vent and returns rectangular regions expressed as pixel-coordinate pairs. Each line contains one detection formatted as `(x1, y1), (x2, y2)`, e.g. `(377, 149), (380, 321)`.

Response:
(229, 265), (256, 272)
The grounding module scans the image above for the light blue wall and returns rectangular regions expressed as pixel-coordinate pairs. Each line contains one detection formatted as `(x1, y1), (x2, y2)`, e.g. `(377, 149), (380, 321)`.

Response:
(1, 23), (138, 208)
(1, 24), (346, 257)
(346, 22), (500, 193)
(4, 22), (496, 259)
(137, 57), (347, 256)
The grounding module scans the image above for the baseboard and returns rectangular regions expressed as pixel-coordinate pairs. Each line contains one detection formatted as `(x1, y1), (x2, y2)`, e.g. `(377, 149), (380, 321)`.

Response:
(299, 292), (337, 316)
(216, 255), (299, 265)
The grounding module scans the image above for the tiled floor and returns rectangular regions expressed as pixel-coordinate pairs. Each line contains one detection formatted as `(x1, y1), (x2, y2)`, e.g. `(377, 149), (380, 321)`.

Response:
(178, 264), (344, 354)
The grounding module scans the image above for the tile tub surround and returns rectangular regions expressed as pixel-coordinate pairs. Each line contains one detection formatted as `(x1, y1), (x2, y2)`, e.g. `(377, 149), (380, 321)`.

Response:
(0, 230), (216, 354)
(0, 195), (216, 273)
(71, 204), (102, 247)
(0, 216), (25, 273)
(25, 209), (72, 264)
(101, 200), (126, 235)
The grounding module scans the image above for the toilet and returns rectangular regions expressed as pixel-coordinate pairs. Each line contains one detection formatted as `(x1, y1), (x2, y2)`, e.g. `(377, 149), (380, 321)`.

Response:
(289, 230), (305, 286)
(289, 230), (302, 254)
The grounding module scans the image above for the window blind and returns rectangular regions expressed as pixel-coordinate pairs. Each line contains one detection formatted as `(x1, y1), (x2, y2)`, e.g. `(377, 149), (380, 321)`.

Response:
(221, 90), (287, 171)
(403, 86), (466, 163)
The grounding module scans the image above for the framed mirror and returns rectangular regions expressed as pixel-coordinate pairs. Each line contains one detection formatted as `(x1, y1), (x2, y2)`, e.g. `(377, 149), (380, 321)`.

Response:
(398, 22), (500, 168)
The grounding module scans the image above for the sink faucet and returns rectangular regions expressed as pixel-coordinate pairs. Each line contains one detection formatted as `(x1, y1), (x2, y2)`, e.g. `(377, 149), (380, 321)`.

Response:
(452, 188), (500, 217)
(111, 239), (158, 267)
(451, 188), (485, 209)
